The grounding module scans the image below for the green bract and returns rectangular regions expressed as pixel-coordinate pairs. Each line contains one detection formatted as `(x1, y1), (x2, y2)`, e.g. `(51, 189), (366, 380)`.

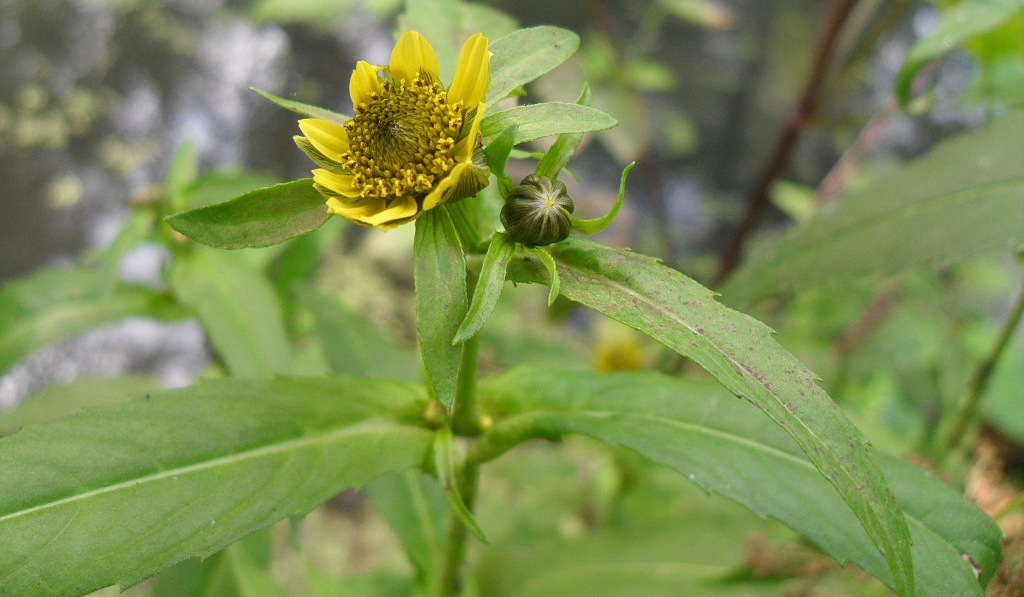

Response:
(501, 175), (575, 247)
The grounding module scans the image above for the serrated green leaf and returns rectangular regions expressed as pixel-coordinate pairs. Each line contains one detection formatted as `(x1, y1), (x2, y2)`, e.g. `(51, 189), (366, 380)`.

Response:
(479, 368), (1001, 595)
(895, 0), (1024, 111)
(487, 26), (580, 103)
(507, 238), (916, 596)
(166, 179), (330, 250)
(0, 376), (432, 596)
(481, 103), (618, 145)
(0, 266), (180, 376)
(414, 208), (468, 412)
(297, 285), (419, 381)
(251, 88), (350, 126)
(454, 232), (514, 344)
(724, 112), (1024, 302)
(170, 247), (294, 377)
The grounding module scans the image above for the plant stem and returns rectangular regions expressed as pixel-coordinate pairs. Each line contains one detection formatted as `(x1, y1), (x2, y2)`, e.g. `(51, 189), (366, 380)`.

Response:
(438, 322), (482, 595)
(713, 0), (861, 285)
(438, 460), (480, 596)
(451, 323), (481, 437)
(945, 278), (1024, 452)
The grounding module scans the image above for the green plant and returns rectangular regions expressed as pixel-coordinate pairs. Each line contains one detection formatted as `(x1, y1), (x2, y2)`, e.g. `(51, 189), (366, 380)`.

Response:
(1, 1), (1021, 596)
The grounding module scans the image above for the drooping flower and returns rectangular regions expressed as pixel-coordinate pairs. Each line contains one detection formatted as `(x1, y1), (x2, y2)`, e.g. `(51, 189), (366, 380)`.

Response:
(295, 31), (491, 229)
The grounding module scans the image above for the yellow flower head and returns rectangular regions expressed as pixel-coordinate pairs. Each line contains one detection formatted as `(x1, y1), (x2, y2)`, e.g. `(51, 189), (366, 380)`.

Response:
(295, 31), (491, 229)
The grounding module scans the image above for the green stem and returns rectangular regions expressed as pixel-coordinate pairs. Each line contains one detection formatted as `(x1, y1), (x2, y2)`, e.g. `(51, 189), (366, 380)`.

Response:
(438, 293), (482, 595)
(438, 460), (480, 596)
(945, 278), (1024, 452)
(451, 319), (481, 437)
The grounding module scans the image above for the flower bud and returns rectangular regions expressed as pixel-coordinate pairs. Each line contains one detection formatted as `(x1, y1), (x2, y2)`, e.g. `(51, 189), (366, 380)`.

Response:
(500, 175), (574, 247)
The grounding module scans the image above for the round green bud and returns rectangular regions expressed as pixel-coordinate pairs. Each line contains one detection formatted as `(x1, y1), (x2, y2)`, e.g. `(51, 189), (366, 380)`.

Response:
(501, 175), (575, 247)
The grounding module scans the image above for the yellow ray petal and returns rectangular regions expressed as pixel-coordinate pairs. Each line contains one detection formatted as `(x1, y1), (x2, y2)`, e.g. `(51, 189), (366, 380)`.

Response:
(312, 168), (361, 198)
(331, 194), (419, 229)
(448, 33), (490, 107)
(390, 31), (440, 84)
(298, 119), (350, 162)
(350, 61), (383, 108)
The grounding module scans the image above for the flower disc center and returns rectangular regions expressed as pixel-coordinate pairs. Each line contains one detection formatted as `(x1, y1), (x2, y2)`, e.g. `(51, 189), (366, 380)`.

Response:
(343, 77), (463, 199)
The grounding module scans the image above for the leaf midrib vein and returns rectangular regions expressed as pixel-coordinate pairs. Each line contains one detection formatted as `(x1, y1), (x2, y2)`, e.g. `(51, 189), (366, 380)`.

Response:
(0, 419), (402, 524)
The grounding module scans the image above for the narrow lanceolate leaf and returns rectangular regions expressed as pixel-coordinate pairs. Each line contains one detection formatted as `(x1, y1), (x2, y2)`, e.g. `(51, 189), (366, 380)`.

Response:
(415, 208), (468, 412)
(251, 88), (351, 126)
(0, 376), (432, 597)
(170, 247), (294, 377)
(454, 232), (515, 344)
(480, 103), (618, 146)
(433, 427), (487, 543)
(724, 112), (1024, 303)
(535, 84), (591, 180)
(166, 179), (330, 249)
(0, 266), (180, 375)
(477, 368), (1000, 595)
(895, 0), (1024, 110)
(487, 26), (580, 103)
(507, 238), (916, 597)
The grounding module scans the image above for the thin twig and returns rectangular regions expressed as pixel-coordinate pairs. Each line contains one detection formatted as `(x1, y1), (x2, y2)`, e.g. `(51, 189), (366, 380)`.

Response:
(713, 0), (861, 285)
(945, 278), (1024, 452)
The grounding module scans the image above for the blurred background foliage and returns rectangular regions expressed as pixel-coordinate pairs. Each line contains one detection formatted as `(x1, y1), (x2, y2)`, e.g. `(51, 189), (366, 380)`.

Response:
(0, 0), (1022, 595)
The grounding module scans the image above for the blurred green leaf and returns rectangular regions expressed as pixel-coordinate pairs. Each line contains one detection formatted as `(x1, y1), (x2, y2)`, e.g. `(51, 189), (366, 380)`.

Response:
(480, 368), (1001, 595)
(414, 207), (468, 412)
(0, 266), (180, 376)
(0, 375), (432, 597)
(167, 140), (199, 210)
(397, 0), (460, 82)
(170, 247), (294, 377)
(166, 179), (330, 250)
(251, 88), (350, 127)
(297, 285), (419, 381)
(508, 238), (916, 596)
(0, 376), (158, 435)
(655, 0), (735, 29)
(481, 103), (618, 145)
(152, 530), (282, 597)
(487, 27), (580, 103)
(366, 472), (448, 593)
(896, 0), (1024, 111)
(982, 340), (1024, 442)
(94, 210), (157, 292)
(724, 111), (1024, 302)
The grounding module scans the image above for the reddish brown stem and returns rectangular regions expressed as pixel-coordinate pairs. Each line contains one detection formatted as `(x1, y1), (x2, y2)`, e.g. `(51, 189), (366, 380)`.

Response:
(714, 0), (861, 285)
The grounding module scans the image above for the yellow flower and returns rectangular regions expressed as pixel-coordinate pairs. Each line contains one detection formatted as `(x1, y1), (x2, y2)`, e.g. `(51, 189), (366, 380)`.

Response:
(295, 31), (491, 229)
